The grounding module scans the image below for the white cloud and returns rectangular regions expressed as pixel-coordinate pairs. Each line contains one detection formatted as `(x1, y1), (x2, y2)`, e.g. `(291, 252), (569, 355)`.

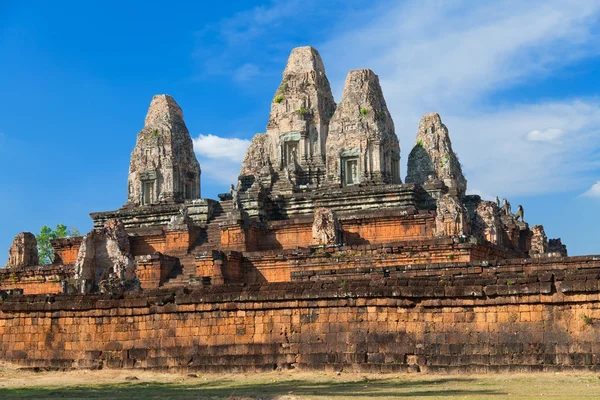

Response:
(318, 0), (600, 196)
(581, 181), (600, 198)
(446, 101), (600, 196)
(193, 134), (251, 184)
(193, 134), (251, 162)
(526, 128), (565, 142)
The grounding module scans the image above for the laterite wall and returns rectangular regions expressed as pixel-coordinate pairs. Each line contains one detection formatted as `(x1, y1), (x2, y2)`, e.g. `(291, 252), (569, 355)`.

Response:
(2, 259), (600, 373)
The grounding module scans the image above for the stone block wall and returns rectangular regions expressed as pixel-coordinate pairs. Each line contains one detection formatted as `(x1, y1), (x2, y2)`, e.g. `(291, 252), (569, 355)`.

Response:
(224, 210), (436, 253)
(0, 265), (71, 295)
(2, 257), (600, 372)
(237, 239), (520, 284)
(51, 238), (82, 265)
(135, 253), (178, 289)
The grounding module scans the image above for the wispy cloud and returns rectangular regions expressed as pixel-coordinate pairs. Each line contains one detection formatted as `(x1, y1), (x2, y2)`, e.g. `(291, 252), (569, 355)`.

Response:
(232, 63), (261, 82)
(192, 0), (311, 79)
(581, 181), (600, 198)
(189, 0), (600, 197)
(319, 0), (600, 197)
(525, 128), (565, 142)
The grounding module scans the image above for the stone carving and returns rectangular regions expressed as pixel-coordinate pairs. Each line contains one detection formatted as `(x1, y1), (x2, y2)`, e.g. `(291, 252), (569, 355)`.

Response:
(435, 195), (469, 237)
(6, 232), (39, 267)
(311, 208), (340, 246)
(515, 205), (524, 221)
(495, 196), (500, 207)
(239, 46), (336, 186)
(75, 219), (136, 293)
(501, 198), (512, 215)
(406, 113), (467, 197)
(326, 69), (400, 186)
(126, 94), (201, 206)
(530, 225), (548, 256)
(230, 183), (239, 210)
(471, 201), (503, 246)
(167, 206), (190, 230)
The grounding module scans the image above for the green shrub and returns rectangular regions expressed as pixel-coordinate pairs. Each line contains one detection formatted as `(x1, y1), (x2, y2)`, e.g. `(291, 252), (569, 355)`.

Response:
(360, 107), (368, 116)
(581, 314), (593, 325)
(416, 139), (423, 147)
(274, 95), (284, 103)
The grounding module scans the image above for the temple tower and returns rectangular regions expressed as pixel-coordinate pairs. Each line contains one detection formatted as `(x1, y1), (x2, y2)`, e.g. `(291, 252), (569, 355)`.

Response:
(406, 113), (466, 197)
(239, 46), (336, 188)
(326, 69), (400, 186)
(126, 95), (201, 206)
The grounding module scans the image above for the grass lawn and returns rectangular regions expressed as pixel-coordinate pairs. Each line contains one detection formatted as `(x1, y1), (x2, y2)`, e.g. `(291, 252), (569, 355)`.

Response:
(1, 363), (600, 399)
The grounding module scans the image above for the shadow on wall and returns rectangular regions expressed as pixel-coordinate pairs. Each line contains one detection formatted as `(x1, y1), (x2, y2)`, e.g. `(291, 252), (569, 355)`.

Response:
(405, 145), (434, 184)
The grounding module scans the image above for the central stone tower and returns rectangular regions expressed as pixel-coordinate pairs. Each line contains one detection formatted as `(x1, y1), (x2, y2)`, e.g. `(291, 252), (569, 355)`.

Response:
(125, 95), (201, 206)
(239, 46), (336, 189)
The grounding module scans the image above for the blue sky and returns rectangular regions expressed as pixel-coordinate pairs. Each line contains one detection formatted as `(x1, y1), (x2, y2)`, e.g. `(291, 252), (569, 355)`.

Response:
(1, 0), (599, 265)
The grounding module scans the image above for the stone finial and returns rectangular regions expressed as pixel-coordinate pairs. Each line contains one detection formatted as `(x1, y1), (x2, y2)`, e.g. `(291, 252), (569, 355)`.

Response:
(257, 46), (335, 185)
(126, 94), (201, 206)
(283, 46), (326, 75)
(326, 69), (400, 186)
(406, 113), (467, 197)
(144, 94), (184, 127)
(311, 208), (340, 246)
(6, 232), (39, 267)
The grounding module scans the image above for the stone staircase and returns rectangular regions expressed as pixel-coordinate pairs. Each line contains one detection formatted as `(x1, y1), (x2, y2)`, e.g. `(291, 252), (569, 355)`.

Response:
(161, 254), (197, 289)
(160, 200), (233, 288)
(195, 200), (233, 251)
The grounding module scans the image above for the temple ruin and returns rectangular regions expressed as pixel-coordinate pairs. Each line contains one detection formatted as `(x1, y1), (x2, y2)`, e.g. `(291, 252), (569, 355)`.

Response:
(1, 46), (598, 374)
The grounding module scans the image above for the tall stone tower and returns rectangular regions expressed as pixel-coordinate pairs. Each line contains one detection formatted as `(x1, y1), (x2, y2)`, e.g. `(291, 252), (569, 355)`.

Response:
(326, 69), (400, 186)
(126, 95), (201, 206)
(239, 46), (336, 188)
(405, 113), (466, 197)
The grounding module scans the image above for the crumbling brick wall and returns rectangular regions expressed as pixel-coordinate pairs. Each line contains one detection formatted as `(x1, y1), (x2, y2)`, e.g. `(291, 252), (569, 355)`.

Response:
(1, 258), (600, 372)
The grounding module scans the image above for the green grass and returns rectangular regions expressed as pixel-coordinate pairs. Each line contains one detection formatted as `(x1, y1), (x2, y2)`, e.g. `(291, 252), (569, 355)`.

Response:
(274, 95), (284, 104)
(2, 372), (600, 399)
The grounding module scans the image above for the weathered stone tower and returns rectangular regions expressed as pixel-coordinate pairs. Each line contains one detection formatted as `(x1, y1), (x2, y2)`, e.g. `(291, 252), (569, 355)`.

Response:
(240, 46), (336, 188)
(126, 95), (201, 206)
(405, 113), (466, 197)
(326, 69), (400, 186)
(6, 232), (39, 268)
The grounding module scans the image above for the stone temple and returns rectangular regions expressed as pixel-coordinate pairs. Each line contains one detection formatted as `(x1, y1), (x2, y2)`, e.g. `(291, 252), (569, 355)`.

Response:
(1, 46), (598, 374)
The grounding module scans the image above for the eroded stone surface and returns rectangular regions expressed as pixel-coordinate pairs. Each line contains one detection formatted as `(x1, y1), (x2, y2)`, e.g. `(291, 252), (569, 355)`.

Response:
(126, 94), (201, 206)
(435, 195), (469, 237)
(6, 232), (39, 267)
(240, 47), (336, 187)
(311, 208), (340, 245)
(471, 201), (503, 246)
(530, 225), (548, 256)
(548, 238), (568, 257)
(75, 219), (135, 293)
(406, 113), (466, 196)
(326, 69), (400, 186)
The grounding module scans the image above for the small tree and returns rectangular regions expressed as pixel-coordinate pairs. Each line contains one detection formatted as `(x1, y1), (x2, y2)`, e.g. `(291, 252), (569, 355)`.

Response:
(36, 224), (80, 265)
